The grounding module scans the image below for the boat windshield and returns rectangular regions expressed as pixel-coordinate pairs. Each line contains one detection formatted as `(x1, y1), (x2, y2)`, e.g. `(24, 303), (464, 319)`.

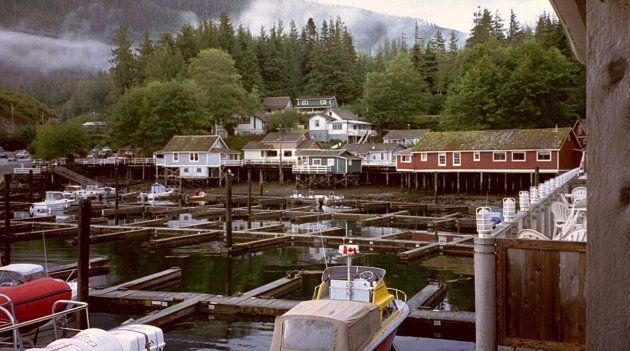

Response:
(282, 319), (332, 351)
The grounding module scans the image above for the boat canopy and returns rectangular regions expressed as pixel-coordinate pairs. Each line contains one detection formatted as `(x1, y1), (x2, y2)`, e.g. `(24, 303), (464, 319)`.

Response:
(270, 300), (380, 351)
(0, 263), (45, 286)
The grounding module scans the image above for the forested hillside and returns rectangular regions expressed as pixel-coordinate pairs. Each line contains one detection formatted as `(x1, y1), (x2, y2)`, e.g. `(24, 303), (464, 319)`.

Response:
(0, 5), (585, 160)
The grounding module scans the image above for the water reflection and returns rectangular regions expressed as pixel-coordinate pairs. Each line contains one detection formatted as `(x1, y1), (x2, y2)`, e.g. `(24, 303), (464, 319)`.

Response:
(8, 232), (474, 351)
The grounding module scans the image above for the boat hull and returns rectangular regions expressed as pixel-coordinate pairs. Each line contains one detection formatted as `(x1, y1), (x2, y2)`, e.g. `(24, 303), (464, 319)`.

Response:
(0, 278), (72, 323)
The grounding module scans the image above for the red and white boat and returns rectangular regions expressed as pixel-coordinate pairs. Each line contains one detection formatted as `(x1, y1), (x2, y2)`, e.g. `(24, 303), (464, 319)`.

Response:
(270, 245), (409, 351)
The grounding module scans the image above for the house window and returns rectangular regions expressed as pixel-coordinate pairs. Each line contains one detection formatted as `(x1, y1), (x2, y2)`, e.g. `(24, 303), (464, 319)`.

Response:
(537, 150), (552, 161)
(438, 152), (447, 166)
(267, 150), (278, 157)
(348, 159), (353, 165)
(327, 159), (334, 166)
(453, 152), (461, 166)
(332, 124), (342, 130)
(300, 100), (307, 106)
(380, 152), (384, 160)
(313, 159), (322, 165)
(173, 153), (179, 162)
(512, 151), (526, 161)
(196, 167), (202, 173)
(314, 120), (320, 127)
(320, 99), (327, 105)
(420, 153), (427, 162)
(190, 153), (199, 162)
(401, 155), (411, 163)
(284, 150), (292, 157)
(493, 151), (506, 162)
(473, 151), (480, 161)
(260, 151), (265, 158)
(183, 167), (189, 173)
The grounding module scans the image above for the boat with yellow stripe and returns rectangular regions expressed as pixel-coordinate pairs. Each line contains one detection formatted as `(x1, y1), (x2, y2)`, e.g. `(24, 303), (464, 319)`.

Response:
(270, 245), (409, 351)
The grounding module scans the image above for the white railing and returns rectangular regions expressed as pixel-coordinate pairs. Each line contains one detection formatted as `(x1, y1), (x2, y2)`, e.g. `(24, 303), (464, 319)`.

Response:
(362, 160), (396, 167)
(347, 129), (377, 137)
(13, 167), (42, 175)
(243, 159), (296, 166)
(292, 165), (332, 174)
(221, 160), (243, 166)
(75, 157), (155, 166)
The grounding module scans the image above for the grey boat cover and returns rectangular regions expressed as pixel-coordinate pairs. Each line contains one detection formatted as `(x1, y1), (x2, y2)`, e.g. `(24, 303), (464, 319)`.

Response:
(270, 299), (381, 351)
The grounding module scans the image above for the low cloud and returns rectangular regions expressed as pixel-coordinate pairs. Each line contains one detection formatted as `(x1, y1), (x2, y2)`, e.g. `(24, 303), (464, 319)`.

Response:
(0, 29), (112, 74)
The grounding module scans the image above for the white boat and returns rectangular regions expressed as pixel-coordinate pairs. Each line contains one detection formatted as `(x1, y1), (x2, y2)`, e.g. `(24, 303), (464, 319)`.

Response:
(0, 263), (46, 286)
(138, 183), (180, 203)
(270, 245), (409, 351)
(289, 191), (344, 206)
(321, 204), (354, 213)
(30, 191), (75, 217)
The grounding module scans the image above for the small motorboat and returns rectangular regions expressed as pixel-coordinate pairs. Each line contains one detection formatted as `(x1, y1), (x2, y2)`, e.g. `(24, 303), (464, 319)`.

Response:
(138, 183), (180, 204)
(270, 245), (409, 351)
(30, 191), (76, 217)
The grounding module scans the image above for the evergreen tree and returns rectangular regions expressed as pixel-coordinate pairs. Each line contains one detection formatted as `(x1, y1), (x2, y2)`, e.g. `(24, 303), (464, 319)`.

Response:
(176, 23), (200, 63)
(218, 12), (235, 53)
(467, 7), (495, 47)
(136, 31), (154, 84)
(234, 26), (264, 93)
(363, 52), (430, 130)
(507, 10), (524, 44)
(145, 33), (187, 82)
(109, 22), (137, 94)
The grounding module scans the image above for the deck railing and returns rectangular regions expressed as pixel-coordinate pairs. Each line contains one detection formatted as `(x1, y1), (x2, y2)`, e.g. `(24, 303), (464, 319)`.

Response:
(291, 165), (332, 174)
(75, 157), (155, 166)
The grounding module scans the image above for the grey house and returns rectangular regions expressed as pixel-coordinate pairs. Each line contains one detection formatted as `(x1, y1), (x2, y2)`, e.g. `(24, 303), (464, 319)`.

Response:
(154, 135), (241, 180)
(294, 149), (362, 174)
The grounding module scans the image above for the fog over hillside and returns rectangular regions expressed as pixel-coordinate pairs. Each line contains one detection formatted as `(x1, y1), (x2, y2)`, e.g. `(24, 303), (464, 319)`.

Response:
(0, 0), (465, 74)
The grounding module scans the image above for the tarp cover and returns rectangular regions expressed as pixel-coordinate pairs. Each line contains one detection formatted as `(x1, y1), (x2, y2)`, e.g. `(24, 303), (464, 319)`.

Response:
(270, 300), (381, 351)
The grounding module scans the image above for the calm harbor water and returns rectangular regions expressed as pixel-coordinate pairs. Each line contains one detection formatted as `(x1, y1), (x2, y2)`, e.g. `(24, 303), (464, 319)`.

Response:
(9, 220), (475, 351)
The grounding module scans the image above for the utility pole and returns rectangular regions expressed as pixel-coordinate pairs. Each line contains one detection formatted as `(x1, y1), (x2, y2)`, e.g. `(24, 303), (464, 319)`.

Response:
(278, 126), (284, 184)
(10, 104), (14, 133)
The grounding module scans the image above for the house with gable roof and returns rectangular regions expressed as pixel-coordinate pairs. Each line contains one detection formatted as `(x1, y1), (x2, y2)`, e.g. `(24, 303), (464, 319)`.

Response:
(395, 127), (583, 193)
(242, 131), (322, 166)
(295, 96), (338, 114)
(234, 96), (294, 136)
(309, 108), (376, 143)
(154, 135), (241, 181)
(383, 129), (430, 147)
(344, 143), (406, 167)
(396, 127), (582, 173)
(262, 96), (293, 112)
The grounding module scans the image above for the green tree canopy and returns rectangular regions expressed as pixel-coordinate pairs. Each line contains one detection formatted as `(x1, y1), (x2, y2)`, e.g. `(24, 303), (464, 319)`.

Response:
(33, 119), (89, 159)
(110, 80), (205, 153)
(441, 39), (585, 130)
(188, 48), (259, 134)
(363, 52), (431, 130)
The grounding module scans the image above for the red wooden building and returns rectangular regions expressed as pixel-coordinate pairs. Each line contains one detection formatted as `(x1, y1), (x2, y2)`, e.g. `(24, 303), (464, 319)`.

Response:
(395, 127), (583, 194)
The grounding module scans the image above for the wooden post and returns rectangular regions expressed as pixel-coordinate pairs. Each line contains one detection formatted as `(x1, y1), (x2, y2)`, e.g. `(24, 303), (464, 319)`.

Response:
(247, 168), (252, 229)
(225, 170), (233, 252)
(534, 167), (540, 186)
(114, 166), (119, 225)
(259, 169), (264, 196)
(3, 174), (11, 265)
(433, 172), (438, 203)
(77, 199), (91, 329)
(479, 172), (484, 195)
(28, 169), (33, 203)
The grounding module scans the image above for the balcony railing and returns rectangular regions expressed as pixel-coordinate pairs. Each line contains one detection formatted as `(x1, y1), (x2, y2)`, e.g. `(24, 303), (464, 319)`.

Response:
(292, 165), (332, 174)
(75, 157), (155, 166)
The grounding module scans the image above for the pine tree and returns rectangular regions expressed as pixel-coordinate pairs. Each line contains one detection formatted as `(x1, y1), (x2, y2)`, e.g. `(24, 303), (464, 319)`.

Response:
(109, 22), (137, 94)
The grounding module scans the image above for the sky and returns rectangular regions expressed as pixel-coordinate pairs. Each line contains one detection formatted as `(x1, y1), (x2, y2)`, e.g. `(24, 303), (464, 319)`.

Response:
(310, 0), (556, 33)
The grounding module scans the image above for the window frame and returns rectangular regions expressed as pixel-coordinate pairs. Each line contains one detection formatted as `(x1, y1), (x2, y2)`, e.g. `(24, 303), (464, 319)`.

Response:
(189, 153), (199, 162)
(453, 152), (461, 166)
(493, 151), (507, 162)
(512, 151), (526, 162)
(438, 152), (447, 166)
(173, 153), (179, 162)
(401, 155), (411, 163)
(473, 151), (481, 162)
(537, 150), (552, 162)
(420, 153), (427, 162)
